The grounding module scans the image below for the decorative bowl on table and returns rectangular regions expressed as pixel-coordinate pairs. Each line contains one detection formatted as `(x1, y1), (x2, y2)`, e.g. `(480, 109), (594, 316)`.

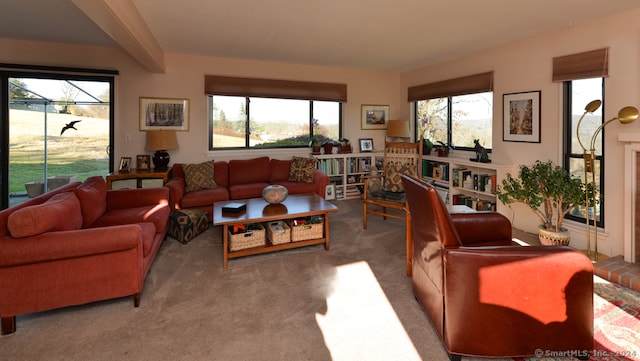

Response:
(262, 185), (288, 204)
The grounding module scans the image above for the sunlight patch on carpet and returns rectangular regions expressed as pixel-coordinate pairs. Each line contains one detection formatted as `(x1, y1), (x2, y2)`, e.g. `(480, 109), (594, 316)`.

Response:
(315, 261), (422, 361)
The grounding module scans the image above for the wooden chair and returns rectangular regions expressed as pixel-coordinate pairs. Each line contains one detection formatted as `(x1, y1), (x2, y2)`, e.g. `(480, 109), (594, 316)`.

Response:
(362, 141), (422, 232)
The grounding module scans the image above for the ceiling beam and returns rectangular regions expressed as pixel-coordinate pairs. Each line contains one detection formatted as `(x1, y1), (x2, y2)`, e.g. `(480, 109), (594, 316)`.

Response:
(71, 0), (165, 73)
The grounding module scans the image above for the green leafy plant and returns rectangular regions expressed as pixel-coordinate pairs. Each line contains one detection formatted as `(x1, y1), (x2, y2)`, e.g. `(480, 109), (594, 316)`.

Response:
(495, 160), (588, 232)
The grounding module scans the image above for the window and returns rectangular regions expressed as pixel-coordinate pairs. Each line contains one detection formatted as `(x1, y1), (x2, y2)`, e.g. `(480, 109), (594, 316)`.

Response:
(1, 69), (115, 209)
(564, 77), (604, 225)
(209, 96), (341, 150)
(415, 91), (493, 150)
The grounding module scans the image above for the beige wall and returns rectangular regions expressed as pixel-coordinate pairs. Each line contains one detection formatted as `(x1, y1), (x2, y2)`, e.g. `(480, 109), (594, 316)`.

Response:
(2, 7), (640, 256)
(401, 8), (640, 256)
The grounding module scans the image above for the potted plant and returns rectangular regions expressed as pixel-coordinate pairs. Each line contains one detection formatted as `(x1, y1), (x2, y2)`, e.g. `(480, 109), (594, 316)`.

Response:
(434, 141), (452, 157)
(322, 140), (336, 154)
(339, 138), (352, 153)
(309, 118), (322, 154)
(421, 138), (433, 155)
(495, 160), (588, 245)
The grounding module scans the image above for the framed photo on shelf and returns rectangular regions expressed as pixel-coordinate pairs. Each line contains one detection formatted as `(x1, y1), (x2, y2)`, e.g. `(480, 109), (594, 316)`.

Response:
(139, 97), (190, 131)
(359, 138), (374, 152)
(136, 154), (151, 170)
(503, 91), (541, 143)
(325, 184), (336, 200)
(361, 104), (389, 130)
(119, 157), (132, 172)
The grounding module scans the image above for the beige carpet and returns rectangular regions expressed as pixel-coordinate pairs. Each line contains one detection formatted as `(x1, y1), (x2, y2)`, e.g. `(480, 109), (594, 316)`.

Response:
(2, 199), (462, 361)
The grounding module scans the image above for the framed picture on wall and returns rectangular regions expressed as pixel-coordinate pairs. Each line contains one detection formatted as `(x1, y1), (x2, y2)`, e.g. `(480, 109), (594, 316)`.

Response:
(361, 104), (389, 130)
(503, 91), (541, 143)
(139, 97), (190, 131)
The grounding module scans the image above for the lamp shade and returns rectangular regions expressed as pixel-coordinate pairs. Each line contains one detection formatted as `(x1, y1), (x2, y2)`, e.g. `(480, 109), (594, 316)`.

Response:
(386, 120), (411, 139)
(145, 130), (179, 151)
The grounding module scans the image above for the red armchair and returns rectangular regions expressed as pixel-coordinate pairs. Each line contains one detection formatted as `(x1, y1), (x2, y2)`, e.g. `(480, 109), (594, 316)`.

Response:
(401, 175), (594, 360)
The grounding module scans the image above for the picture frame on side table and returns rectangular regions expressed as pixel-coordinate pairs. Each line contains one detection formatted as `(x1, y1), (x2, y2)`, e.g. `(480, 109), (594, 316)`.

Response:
(136, 154), (151, 171)
(359, 138), (374, 152)
(503, 91), (541, 143)
(325, 184), (336, 200)
(361, 104), (389, 130)
(119, 157), (132, 172)
(140, 97), (190, 131)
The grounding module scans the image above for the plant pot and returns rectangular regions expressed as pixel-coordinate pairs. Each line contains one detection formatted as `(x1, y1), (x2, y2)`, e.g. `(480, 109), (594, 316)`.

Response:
(340, 145), (352, 153)
(537, 225), (570, 246)
(436, 148), (449, 157)
(323, 143), (333, 154)
(311, 146), (321, 155)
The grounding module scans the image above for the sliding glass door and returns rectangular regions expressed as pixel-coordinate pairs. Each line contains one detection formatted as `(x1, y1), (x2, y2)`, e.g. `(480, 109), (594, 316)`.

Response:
(1, 70), (115, 209)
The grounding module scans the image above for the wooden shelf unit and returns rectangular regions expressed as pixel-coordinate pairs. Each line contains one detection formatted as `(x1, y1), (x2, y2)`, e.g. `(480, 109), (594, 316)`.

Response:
(421, 154), (513, 215)
(313, 152), (380, 200)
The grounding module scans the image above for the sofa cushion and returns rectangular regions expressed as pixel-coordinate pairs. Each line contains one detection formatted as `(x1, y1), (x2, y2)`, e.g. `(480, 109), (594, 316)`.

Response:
(7, 192), (83, 238)
(182, 187), (230, 208)
(270, 159), (293, 183)
(384, 162), (413, 193)
(184, 161), (217, 192)
(229, 157), (270, 185)
(74, 176), (107, 228)
(91, 204), (170, 235)
(288, 156), (316, 183)
(229, 183), (270, 199)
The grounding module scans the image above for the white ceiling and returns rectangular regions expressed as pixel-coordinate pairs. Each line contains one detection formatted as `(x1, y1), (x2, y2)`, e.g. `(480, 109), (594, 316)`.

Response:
(1, 0), (640, 72)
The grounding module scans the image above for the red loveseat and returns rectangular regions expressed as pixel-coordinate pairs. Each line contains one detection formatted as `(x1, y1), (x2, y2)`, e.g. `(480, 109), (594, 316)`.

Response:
(166, 156), (329, 219)
(0, 176), (170, 335)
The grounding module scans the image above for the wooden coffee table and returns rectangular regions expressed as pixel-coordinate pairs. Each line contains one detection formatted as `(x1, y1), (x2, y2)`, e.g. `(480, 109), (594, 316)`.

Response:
(212, 194), (338, 268)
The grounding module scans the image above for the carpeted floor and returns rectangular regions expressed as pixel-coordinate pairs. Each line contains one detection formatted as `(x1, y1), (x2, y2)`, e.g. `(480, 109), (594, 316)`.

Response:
(1, 199), (639, 361)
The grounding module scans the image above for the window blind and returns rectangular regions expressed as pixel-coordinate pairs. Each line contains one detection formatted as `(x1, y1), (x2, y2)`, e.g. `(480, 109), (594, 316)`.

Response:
(552, 48), (608, 82)
(407, 71), (493, 102)
(204, 75), (347, 102)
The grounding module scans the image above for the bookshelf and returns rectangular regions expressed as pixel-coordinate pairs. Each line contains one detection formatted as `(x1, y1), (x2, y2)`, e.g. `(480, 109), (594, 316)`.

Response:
(314, 152), (380, 200)
(421, 154), (513, 215)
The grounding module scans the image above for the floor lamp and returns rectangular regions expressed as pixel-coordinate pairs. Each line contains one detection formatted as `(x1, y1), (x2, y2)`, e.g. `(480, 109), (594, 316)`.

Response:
(576, 100), (639, 261)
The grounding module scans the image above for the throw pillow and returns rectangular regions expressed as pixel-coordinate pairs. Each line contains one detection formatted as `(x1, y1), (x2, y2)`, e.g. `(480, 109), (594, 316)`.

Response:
(184, 161), (216, 192)
(8, 192), (83, 238)
(384, 162), (414, 193)
(73, 176), (107, 228)
(288, 156), (316, 183)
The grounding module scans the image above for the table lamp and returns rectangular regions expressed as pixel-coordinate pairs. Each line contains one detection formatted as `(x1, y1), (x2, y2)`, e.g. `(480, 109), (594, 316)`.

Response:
(386, 120), (411, 142)
(145, 130), (179, 170)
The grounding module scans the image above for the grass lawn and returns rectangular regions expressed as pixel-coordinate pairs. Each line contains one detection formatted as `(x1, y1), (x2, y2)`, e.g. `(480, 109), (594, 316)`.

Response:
(9, 109), (110, 194)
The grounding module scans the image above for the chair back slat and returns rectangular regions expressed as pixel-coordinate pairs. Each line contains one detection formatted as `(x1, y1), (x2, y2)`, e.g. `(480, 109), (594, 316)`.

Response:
(383, 141), (422, 176)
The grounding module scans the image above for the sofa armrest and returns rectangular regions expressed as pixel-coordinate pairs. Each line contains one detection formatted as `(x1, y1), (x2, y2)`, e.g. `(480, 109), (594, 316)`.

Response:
(105, 187), (170, 211)
(443, 246), (593, 354)
(313, 170), (330, 198)
(0, 225), (143, 268)
(165, 177), (185, 210)
(450, 212), (512, 246)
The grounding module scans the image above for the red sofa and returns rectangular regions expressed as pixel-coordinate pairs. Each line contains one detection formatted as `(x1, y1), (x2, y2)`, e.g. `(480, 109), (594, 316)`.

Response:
(0, 176), (170, 335)
(166, 156), (330, 218)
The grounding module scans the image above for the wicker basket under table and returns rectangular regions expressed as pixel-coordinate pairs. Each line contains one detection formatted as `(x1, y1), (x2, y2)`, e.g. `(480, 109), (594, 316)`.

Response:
(288, 219), (324, 242)
(265, 221), (291, 245)
(228, 223), (265, 251)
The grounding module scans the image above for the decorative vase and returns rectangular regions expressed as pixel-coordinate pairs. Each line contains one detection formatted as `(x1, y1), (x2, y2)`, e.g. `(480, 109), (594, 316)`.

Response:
(323, 143), (333, 154)
(537, 225), (570, 246)
(262, 185), (288, 204)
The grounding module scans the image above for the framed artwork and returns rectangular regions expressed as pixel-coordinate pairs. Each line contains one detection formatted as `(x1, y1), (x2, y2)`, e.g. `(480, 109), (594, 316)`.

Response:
(325, 184), (336, 200)
(136, 154), (151, 170)
(503, 91), (541, 143)
(140, 97), (190, 131)
(119, 157), (132, 172)
(359, 138), (374, 152)
(361, 104), (389, 130)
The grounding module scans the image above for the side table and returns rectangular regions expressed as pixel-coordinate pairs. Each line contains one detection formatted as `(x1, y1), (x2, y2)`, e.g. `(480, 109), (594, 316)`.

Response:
(106, 168), (172, 190)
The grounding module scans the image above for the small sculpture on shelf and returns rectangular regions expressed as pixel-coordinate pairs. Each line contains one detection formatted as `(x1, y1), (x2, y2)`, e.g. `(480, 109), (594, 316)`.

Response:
(471, 139), (491, 163)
